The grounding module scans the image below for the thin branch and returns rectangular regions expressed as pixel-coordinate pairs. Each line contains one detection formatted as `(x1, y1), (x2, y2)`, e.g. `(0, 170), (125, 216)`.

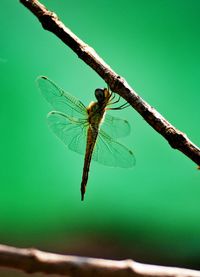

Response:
(1, 244), (200, 277)
(19, 0), (200, 166)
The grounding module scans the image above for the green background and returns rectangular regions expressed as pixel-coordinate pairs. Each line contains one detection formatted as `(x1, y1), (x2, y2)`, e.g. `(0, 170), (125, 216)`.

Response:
(0, 0), (200, 275)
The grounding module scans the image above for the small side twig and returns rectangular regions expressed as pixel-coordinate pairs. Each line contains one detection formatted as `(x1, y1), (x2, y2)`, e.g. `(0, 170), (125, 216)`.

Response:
(19, 0), (200, 166)
(0, 244), (200, 277)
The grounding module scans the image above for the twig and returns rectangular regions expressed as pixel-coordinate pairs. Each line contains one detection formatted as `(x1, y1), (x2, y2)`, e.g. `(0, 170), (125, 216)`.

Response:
(19, 0), (200, 166)
(1, 244), (200, 277)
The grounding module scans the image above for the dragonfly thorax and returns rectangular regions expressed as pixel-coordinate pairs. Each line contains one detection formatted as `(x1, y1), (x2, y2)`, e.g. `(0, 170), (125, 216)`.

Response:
(87, 101), (105, 129)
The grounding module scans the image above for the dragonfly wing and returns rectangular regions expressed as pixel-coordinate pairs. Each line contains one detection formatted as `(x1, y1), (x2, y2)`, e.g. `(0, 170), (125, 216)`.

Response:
(47, 111), (88, 155)
(101, 113), (131, 138)
(92, 130), (135, 168)
(37, 76), (87, 119)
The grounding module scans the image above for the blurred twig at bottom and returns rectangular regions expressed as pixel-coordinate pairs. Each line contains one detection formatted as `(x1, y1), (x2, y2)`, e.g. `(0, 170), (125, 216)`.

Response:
(0, 244), (200, 277)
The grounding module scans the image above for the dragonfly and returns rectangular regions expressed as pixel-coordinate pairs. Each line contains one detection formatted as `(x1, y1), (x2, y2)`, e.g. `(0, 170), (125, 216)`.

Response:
(37, 76), (135, 201)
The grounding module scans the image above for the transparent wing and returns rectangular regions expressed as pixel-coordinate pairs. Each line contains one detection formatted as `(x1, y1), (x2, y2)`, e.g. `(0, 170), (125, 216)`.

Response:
(92, 130), (135, 168)
(47, 111), (88, 155)
(102, 113), (131, 138)
(48, 112), (135, 167)
(37, 76), (87, 119)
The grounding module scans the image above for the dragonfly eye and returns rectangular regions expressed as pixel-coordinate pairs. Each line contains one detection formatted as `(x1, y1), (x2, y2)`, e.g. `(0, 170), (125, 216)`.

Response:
(95, 88), (105, 102)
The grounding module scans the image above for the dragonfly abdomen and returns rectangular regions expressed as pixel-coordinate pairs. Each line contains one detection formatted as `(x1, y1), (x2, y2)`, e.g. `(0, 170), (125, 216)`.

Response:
(81, 127), (98, 201)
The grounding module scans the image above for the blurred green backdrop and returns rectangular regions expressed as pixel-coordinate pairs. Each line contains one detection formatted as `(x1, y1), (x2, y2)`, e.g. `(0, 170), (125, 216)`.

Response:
(0, 0), (200, 275)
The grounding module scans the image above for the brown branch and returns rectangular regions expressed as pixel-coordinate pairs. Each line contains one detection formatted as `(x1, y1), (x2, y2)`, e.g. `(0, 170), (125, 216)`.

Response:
(1, 244), (200, 277)
(19, 0), (200, 166)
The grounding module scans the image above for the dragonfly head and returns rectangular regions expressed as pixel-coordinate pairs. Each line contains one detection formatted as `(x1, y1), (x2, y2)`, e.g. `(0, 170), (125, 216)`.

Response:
(95, 88), (110, 103)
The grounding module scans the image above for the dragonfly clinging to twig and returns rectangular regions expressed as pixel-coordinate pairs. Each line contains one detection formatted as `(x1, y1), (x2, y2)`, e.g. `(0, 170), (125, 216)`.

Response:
(37, 76), (135, 201)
